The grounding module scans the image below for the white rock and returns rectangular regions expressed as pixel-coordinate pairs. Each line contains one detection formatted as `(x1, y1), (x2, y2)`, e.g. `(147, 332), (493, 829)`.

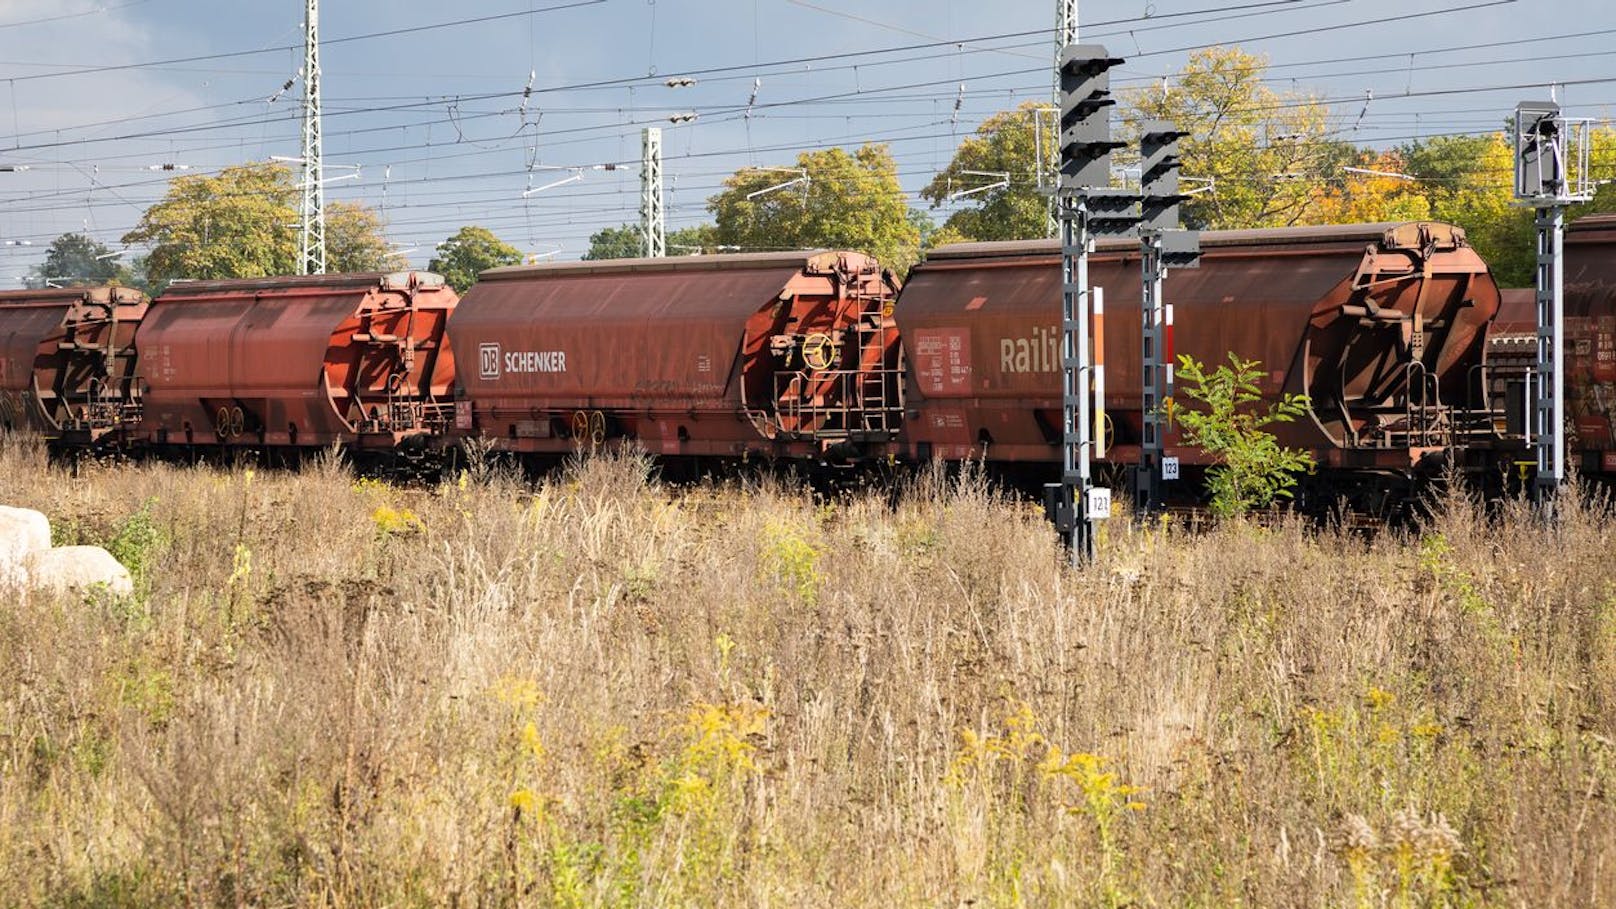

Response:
(0, 507), (50, 591)
(25, 545), (134, 599)
(0, 506), (51, 551)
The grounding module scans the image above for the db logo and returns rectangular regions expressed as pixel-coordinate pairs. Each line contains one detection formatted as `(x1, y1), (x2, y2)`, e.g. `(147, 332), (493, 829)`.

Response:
(478, 342), (501, 380)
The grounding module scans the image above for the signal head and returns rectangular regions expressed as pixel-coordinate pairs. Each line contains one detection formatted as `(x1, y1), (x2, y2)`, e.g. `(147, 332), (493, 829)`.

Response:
(1058, 44), (1127, 193)
(1139, 119), (1191, 230)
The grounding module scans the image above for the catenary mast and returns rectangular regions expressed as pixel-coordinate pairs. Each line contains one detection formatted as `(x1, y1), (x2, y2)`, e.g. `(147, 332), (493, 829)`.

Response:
(299, 0), (325, 275)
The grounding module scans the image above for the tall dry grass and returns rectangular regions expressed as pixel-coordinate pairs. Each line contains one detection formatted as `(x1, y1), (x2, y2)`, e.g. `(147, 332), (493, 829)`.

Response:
(0, 435), (1612, 907)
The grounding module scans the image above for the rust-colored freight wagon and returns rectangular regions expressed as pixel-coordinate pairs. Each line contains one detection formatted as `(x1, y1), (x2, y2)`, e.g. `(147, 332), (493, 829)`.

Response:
(896, 222), (1501, 472)
(1494, 287), (1537, 335)
(0, 285), (146, 442)
(1483, 287), (1537, 443)
(1488, 216), (1616, 473)
(448, 251), (900, 458)
(1557, 215), (1616, 471)
(134, 272), (457, 449)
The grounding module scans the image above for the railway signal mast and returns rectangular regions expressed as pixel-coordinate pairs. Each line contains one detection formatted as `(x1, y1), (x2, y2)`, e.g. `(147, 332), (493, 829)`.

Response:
(1513, 100), (1592, 500)
(1049, 42), (1133, 564)
(1136, 122), (1200, 514)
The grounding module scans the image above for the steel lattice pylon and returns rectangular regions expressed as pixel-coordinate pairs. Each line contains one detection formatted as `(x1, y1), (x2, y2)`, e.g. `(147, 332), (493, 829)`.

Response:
(642, 127), (665, 258)
(299, 0), (325, 275)
(1046, 0), (1079, 238)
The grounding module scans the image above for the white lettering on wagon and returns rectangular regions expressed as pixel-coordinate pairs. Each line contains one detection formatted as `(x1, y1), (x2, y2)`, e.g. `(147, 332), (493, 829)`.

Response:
(505, 350), (567, 374)
(999, 325), (1060, 374)
(477, 342), (568, 380)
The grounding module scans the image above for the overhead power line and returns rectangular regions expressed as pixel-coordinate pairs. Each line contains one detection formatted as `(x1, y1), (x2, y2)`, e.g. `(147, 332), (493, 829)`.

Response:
(13, 33), (1579, 163)
(781, 0), (1338, 58)
(0, 0), (150, 30)
(1, 0), (607, 83)
(0, 0), (1557, 160)
(1135, 0), (1519, 57)
(0, 77), (1601, 216)
(0, 0), (1600, 263)
(1254, 24), (1616, 74)
(10, 16), (1605, 154)
(0, 107), (1569, 228)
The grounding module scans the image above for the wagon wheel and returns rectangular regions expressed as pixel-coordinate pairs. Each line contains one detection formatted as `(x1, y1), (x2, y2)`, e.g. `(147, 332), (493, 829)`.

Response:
(571, 410), (589, 446)
(216, 406), (234, 440)
(589, 410), (606, 446)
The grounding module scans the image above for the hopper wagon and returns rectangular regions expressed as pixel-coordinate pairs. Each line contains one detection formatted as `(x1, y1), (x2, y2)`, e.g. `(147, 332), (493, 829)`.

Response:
(447, 250), (902, 461)
(0, 285), (147, 444)
(893, 222), (1505, 496)
(133, 271), (457, 450)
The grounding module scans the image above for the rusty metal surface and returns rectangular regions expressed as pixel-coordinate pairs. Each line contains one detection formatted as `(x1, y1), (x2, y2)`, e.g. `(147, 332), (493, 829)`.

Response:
(137, 272), (456, 447)
(159, 271), (444, 297)
(479, 249), (841, 280)
(1567, 216), (1616, 320)
(1487, 218), (1616, 470)
(926, 222), (1467, 262)
(898, 221), (1500, 467)
(0, 286), (147, 437)
(1569, 213), (1616, 245)
(1493, 288), (1537, 335)
(0, 298), (67, 398)
(451, 251), (896, 455)
(1554, 219), (1616, 468)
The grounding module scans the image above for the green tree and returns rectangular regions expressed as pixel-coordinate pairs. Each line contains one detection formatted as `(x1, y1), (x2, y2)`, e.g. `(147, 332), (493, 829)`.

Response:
(122, 161), (391, 287)
(668, 223), (722, 255)
(906, 208), (943, 250)
(1402, 133), (1530, 285)
(327, 202), (394, 273)
(428, 225), (522, 292)
(1307, 149), (1431, 225)
(920, 101), (1053, 242)
(583, 224), (646, 260)
(1122, 47), (1344, 229)
(122, 161), (297, 284)
(120, 255), (154, 294)
(709, 144), (921, 271)
(1172, 354), (1316, 517)
(585, 223), (724, 259)
(34, 232), (125, 287)
(1400, 129), (1616, 288)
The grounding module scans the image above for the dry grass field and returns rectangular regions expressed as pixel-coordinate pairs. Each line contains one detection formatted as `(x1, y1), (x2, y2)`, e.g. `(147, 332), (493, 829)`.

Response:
(1, 433), (1613, 908)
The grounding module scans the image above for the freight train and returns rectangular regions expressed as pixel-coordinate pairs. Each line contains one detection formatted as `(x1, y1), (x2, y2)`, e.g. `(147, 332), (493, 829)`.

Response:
(0, 218), (1575, 505)
(0, 271), (457, 455)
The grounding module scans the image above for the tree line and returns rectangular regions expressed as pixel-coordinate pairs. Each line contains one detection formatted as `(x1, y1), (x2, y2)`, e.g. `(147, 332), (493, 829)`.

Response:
(22, 161), (528, 295)
(24, 46), (1615, 294)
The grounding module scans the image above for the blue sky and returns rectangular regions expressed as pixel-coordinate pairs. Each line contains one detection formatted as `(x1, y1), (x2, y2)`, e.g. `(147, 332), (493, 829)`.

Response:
(0, 0), (1611, 278)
